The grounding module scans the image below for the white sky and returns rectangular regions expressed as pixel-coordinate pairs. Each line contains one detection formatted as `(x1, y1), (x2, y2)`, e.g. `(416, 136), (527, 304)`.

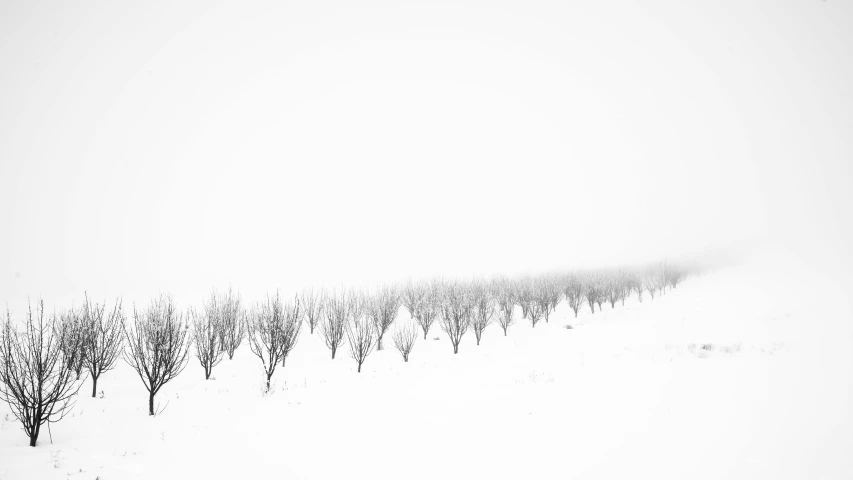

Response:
(2, 0), (852, 311)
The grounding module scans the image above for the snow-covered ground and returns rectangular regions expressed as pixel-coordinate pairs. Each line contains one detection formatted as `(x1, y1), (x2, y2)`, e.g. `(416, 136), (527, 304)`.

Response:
(2, 247), (851, 480)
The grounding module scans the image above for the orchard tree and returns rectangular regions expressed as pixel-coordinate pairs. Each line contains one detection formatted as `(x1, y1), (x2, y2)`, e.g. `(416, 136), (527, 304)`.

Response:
(345, 312), (375, 373)
(392, 320), (418, 362)
(81, 295), (125, 397)
(0, 302), (84, 447)
(439, 283), (472, 354)
(190, 305), (223, 380)
(122, 295), (192, 416)
(210, 288), (245, 360)
(247, 292), (301, 392)
(366, 285), (401, 351)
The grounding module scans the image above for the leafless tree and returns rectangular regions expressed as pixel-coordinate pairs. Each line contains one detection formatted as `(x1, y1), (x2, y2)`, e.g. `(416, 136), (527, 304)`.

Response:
(81, 295), (125, 398)
(321, 289), (352, 359)
(392, 320), (418, 362)
(469, 284), (494, 345)
(190, 305), (223, 380)
(666, 266), (686, 289)
(494, 281), (516, 336)
(301, 287), (325, 335)
(345, 311), (375, 373)
(644, 272), (658, 300)
(606, 272), (621, 309)
(631, 273), (645, 303)
(0, 302), (84, 446)
(584, 277), (604, 314)
(563, 274), (585, 318)
(122, 295), (192, 416)
(525, 296), (547, 328)
(412, 280), (440, 340)
(209, 288), (245, 360)
(401, 279), (424, 319)
(55, 307), (87, 380)
(247, 292), (301, 392)
(617, 271), (632, 306)
(535, 277), (556, 323)
(439, 283), (472, 354)
(365, 285), (401, 351)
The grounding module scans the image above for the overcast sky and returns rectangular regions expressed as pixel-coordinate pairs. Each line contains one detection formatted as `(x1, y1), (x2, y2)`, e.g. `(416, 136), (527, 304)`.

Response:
(1, 0), (851, 311)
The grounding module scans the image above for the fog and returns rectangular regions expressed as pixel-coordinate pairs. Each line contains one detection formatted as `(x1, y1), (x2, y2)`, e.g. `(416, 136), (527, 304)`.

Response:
(2, 0), (852, 312)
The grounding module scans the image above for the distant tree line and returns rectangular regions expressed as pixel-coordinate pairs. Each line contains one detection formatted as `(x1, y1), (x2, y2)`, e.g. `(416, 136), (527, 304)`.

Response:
(0, 261), (690, 446)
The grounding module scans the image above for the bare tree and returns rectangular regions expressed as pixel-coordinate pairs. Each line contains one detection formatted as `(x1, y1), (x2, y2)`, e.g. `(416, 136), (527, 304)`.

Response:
(279, 296), (303, 368)
(494, 281), (516, 336)
(81, 295), (125, 398)
(301, 287), (325, 335)
(345, 311), (375, 373)
(209, 288), (245, 360)
(412, 280), (440, 340)
(525, 296), (547, 328)
(631, 273), (645, 303)
(617, 271), (632, 306)
(321, 289), (351, 359)
(606, 272), (621, 309)
(584, 277), (603, 314)
(401, 279), (424, 319)
(247, 292), (301, 392)
(190, 305), (223, 380)
(534, 277), (555, 323)
(563, 274), (585, 318)
(392, 320), (418, 362)
(470, 284), (494, 345)
(0, 302), (84, 446)
(644, 272), (658, 300)
(365, 285), (401, 351)
(439, 283), (472, 354)
(55, 308), (87, 380)
(122, 295), (192, 416)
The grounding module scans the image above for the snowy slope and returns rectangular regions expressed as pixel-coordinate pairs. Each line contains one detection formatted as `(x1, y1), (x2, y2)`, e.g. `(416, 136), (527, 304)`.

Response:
(1, 248), (851, 480)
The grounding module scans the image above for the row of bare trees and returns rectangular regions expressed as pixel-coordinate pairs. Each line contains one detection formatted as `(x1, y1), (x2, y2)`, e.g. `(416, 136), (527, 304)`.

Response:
(1, 262), (691, 446)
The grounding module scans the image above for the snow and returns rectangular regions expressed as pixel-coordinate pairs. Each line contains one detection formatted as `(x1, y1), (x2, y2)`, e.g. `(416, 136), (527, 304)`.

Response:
(2, 247), (852, 480)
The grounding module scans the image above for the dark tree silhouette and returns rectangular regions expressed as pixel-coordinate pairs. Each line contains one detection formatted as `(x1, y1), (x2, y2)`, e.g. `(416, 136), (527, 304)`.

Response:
(122, 295), (192, 416)
(392, 320), (417, 362)
(0, 302), (84, 447)
(345, 312), (375, 373)
(247, 292), (301, 392)
(81, 295), (125, 398)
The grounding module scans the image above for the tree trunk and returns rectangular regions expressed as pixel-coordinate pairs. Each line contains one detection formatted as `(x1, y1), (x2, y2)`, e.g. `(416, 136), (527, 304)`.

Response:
(29, 425), (39, 447)
(404, 356), (408, 362)
(92, 375), (99, 398)
(331, 349), (336, 360)
(357, 363), (362, 373)
(149, 392), (155, 416)
(377, 336), (383, 351)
